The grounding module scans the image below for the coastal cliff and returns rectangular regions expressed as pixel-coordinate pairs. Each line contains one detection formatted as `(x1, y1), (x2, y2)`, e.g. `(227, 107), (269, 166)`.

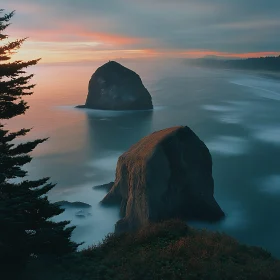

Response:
(101, 126), (225, 233)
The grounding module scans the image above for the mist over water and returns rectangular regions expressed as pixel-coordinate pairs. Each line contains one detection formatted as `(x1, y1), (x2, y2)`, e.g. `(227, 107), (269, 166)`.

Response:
(6, 60), (280, 256)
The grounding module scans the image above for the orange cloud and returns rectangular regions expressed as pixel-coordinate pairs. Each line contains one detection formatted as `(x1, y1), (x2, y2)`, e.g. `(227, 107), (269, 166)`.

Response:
(6, 20), (149, 63)
(6, 9), (279, 64)
(74, 30), (141, 45)
(7, 37), (280, 64)
(10, 44), (155, 64)
(8, 24), (142, 46)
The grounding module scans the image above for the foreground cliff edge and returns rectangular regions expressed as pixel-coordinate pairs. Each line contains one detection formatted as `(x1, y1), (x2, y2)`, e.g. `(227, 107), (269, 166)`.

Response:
(100, 126), (225, 233)
(24, 220), (280, 279)
(76, 61), (153, 110)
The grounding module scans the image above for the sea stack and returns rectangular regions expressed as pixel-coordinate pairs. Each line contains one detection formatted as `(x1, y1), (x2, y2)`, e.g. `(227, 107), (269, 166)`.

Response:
(78, 61), (153, 110)
(101, 126), (225, 233)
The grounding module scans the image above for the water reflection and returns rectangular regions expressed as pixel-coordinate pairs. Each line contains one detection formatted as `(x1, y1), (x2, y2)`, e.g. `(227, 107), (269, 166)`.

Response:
(51, 108), (153, 249)
(84, 109), (153, 154)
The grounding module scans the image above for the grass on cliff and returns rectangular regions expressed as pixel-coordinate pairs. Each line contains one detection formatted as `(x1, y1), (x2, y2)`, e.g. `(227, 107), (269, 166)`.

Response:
(47, 219), (280, 280)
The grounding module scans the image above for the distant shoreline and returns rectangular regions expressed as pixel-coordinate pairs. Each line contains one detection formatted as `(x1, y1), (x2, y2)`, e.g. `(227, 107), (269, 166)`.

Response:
(187, 56), (280, 81)
(190, 65), (280, 81)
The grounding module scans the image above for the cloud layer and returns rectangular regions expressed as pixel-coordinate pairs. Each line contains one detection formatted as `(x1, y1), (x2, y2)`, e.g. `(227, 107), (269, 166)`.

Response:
(4, 0), (280, 62)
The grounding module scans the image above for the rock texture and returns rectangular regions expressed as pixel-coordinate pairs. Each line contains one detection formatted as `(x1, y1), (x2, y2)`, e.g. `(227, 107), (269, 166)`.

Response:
(79, 61), (153, 110)
(101, 126), (225, 233)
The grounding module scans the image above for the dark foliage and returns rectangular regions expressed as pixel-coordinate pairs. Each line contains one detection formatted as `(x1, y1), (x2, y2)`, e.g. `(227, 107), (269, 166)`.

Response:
(42, 220), (280, 280)
(0, 9), (78, 276)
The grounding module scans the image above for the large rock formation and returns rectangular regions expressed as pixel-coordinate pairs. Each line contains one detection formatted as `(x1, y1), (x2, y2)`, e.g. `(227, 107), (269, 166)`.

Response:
(101, 126), (225, 233)
(78, 61), (153, 110)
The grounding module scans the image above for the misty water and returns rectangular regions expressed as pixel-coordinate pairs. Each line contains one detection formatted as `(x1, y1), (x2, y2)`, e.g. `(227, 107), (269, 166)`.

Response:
(7, 59), (280, 258)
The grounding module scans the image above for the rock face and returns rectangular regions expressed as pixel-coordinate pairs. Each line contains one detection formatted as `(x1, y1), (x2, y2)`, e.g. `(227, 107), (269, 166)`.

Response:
(80, 61), (153, 110)
(101, 126), (225, 233)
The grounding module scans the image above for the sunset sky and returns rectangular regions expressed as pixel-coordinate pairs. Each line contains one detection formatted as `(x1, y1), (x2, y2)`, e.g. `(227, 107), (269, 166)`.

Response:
(4, 0), (280, 63)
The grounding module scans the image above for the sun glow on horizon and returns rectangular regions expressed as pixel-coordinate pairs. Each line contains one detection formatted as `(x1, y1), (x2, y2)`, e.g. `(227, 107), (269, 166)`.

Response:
(4, 7), (280, 64)
(10, 39), (280, 64)
(3, 0), (280, 64)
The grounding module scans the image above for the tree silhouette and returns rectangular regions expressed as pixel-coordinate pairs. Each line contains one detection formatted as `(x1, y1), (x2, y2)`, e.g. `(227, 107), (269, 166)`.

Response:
(0, 9), (79, 273)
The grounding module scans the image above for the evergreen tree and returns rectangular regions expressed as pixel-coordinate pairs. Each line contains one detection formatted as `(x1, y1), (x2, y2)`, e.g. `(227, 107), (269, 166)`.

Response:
(0, 9), (79, 271)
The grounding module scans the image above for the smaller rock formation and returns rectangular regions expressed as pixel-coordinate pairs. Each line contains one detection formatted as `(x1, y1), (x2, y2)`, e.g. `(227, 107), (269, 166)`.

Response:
(93, 182), (114, 192)
(75, 210), (92, 218)
(101, 126), (225, 233)
(77, 61), (153, 110)
(54, 201), (91, 209)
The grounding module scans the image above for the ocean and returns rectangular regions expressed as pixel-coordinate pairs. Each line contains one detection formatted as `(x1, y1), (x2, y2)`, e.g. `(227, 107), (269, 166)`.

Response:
(7, 59), (280, 257)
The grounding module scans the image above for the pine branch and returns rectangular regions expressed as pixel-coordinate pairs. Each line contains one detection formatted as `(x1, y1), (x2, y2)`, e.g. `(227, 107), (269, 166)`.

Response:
(18, 178), (50, 189)
(0, 38), (26, 61)
(0, 10), (14, 33)
(0, 73), (35, 90)
(1, 128), (31, 143)
(10, 138), (48, 155)
(0, 59), (40, 77)
(0, 99), (29, 119)
(0, 153), (31, 177)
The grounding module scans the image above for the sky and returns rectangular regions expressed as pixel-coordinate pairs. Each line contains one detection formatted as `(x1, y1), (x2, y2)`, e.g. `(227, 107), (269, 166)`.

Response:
(3, 0), (280, 63)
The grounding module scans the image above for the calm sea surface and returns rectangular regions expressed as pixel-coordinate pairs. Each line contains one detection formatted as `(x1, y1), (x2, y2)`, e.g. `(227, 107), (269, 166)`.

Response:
(7, 59), (280, 257)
